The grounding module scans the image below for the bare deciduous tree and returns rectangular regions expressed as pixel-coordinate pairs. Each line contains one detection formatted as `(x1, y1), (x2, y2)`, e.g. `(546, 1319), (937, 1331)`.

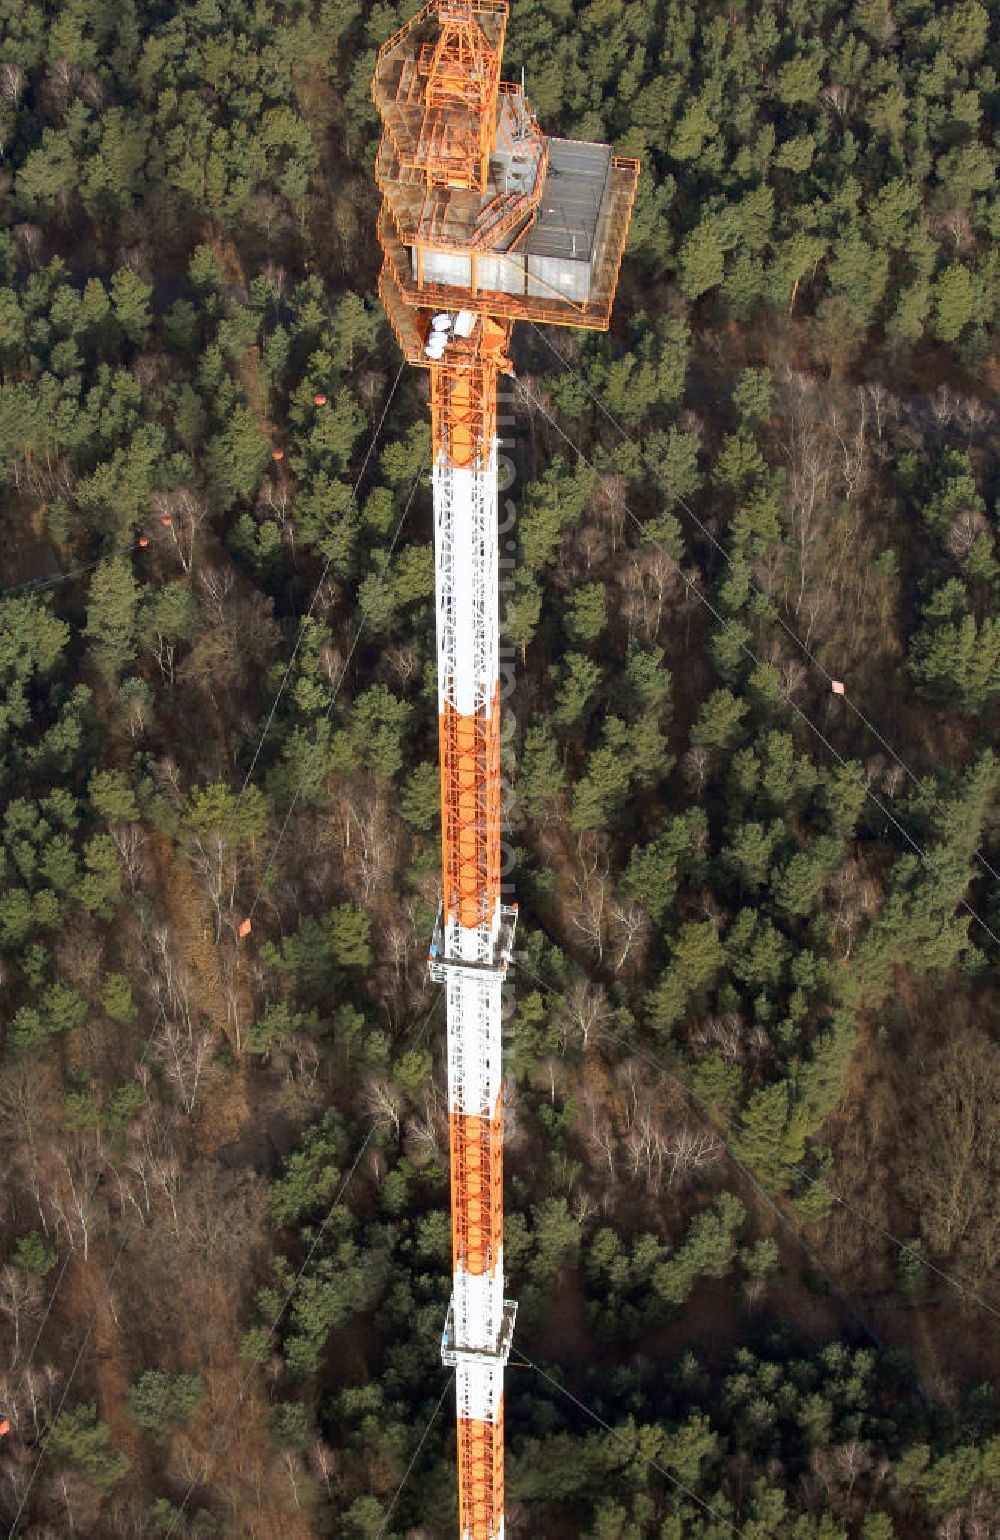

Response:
(144, 923), (194, 1033)
(109, 822), (146, 891)
(564, 832), (609, 962)
(385, 643), (419, 688)
(281, 1449), (307, 1509)
(580, 1087), (616, 1179)
(287, 1036), (321, 1090)
(558, 979), (611, 1053)
(591, 471), (627, 553)
(945, 504), (991, 563)
(0, 1063), (49, 1164)
(151, 489), (207, 574)
(829, 859), (878, 958)
(898, 1029), (1000, 1283)
(18, 1363), (62, 1440)
(14, 224), (43, 267)
(48, 1464), (102, 1535)
(571, 523), (609, 578)
(501, 1075), (520, 1148)
(0, 62), (25, 104)
(257, 476), (297, 558)
(779, 371), (835, 620)
(155, 1023), (216, 1115)
(343, 789), (397, 905)
(624, 1111), (668, 1190)
(829, 387), (870, 502)
(46, 58), (76, 111)
(620, 546), (678, 644)
(931, 205), (973, 255)
(148, 1150), (182, 1236)
(363, 1078), (402, 1139)
(198, 563), (236, 623)
(930, 384), (957, 431)
(571, 1188), (599, 1226)
(954, 393), (994, 441)
(48, 1140), (105, 1260)
(682, 745), (711, 794)
(690, 1012), (745, 1062)
(406, 1087), (447, 1164)
(0, 1265), (41, 1367)
(819, 82), (856, 121)
(608, 900), (649, 974)
(77, 71), (105, 111)
(663, 1124), (722, 1190)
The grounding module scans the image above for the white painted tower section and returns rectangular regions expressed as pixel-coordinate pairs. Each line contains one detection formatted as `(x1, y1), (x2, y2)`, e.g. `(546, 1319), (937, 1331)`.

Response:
(434, 452), (502, 960)
(433, 443), (512, 1464)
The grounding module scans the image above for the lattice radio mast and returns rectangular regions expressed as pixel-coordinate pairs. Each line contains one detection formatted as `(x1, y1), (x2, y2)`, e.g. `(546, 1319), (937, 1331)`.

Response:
(372, 8), (637, 1534)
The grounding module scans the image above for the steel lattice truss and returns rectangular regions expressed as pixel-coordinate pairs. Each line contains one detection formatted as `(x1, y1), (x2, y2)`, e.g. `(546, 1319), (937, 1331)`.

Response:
(372, 5), (636, 1535)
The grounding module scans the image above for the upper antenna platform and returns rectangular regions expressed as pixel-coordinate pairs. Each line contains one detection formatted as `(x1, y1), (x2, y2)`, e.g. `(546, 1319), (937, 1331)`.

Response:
(373, 0), (639, 352)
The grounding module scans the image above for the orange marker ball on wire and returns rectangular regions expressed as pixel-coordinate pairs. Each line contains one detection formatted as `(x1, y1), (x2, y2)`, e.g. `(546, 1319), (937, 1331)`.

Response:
(313, 392), (327, 406)
(138, 537), (149, 548)
(272, 448), (284, 461)
(160, 515), (172, 527)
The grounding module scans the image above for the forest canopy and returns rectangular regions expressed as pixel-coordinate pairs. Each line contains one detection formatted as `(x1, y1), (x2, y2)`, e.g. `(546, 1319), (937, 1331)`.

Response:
(1, 0), (1000, 1536)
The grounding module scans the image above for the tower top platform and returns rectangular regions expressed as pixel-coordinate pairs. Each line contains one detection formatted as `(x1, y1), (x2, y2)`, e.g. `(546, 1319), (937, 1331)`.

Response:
(373, 0), (639, 353)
